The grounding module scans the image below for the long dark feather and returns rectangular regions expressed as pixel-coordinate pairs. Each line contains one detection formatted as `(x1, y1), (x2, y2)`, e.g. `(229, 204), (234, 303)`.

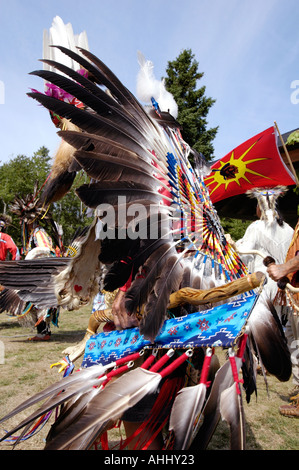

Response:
(102, 236), (170, 292)
(125, 242), (176, 315)
(72, 151), (161, 192)
(0, 260), (70, 309)
(241, 338), (257, 403)
(58, 130), (157, 169)
(0, 259), (69, 293)
(31, 70), (150, 145)
(31, 69), (124, 118)
(38, 46), (169, 153)
(51, 45), (142, 112)
(78, 46), (156, 130)
(28, 92), (152, 159)
(0, 288), (26, 316)
(247, 294), (291, 382)
(139, 253), (184, 341)
(40, 168), (77, 205)
(40, 58), (121, 109)
(76, 180), (163, 209)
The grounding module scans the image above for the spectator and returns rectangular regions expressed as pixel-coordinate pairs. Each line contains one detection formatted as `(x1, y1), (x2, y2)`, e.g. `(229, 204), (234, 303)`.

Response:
(0, 214), (20, 261)
(267, 220), (299, 418)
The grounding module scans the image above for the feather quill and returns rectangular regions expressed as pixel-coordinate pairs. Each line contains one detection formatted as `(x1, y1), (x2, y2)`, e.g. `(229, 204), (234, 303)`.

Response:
(220, 383), (246, 450)
(168, 348), (219, 449)
(189, 357), (242, 451)
(169, 383), (207, 449)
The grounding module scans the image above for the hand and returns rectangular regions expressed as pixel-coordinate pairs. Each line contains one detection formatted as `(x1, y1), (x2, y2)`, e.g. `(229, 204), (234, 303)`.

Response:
(111, 290), (139, 330)
(267, 255), (299, 282)
(267, 263), (288, 281)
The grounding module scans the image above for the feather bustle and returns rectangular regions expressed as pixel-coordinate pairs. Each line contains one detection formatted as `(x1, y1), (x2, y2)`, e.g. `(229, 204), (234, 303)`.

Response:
(139, 254), (184, 341)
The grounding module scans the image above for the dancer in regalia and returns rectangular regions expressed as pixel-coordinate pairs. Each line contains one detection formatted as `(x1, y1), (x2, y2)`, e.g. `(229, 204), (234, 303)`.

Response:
(0, 29), (295, 450)
(9, 185), (62, 340)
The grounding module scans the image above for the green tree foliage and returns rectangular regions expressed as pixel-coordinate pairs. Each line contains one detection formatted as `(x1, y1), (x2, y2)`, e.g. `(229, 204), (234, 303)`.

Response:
(0, 147), (51, 208)
(164, 49), (218, 161)
(221, 217), (251, 241)
(0, 148), (92, 251)
(53, 171), (93, 246)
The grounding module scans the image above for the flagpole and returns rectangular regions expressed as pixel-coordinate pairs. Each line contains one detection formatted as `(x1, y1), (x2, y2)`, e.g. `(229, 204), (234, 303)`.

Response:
(274, 121), (299, 186)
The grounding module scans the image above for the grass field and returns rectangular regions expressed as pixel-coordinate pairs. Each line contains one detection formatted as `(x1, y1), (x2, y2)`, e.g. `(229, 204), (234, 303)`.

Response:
(0, 306), (298, 451)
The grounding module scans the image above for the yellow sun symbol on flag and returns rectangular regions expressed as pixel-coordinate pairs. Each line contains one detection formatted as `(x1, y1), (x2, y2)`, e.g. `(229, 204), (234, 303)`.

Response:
(205, 140), (271, 197)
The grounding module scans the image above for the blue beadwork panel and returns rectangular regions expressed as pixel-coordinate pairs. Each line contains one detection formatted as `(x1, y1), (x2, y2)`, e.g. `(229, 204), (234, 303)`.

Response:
(82, 293), (256, 367)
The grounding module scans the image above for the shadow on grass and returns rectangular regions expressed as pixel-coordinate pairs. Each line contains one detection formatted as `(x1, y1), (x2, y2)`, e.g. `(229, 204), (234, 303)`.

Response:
(202, 415), (263, 450)
(2, 330), (87, 345)
(0, 318), (22, 331)
(51, 330), (86, 344)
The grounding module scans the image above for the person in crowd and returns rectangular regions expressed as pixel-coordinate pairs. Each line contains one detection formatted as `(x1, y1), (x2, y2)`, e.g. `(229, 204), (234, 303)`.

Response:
(267, 220), (299, 418)
(0, 214), (20, 261)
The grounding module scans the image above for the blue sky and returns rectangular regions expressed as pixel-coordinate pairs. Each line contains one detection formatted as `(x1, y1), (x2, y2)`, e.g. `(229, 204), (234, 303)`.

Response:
(0, 0), (298, 165)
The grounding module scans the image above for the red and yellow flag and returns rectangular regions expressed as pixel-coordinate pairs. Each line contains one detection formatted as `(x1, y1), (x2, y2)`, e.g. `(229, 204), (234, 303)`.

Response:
(204, 127), (296, 204)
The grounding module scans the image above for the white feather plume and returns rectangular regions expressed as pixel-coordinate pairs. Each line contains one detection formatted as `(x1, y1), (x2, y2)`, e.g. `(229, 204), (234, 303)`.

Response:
(136, 51), (178, 118)
(43, 16), (89, 74)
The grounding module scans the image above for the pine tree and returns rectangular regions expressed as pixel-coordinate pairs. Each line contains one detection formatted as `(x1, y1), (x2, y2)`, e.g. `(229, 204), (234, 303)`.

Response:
(164, 49), (218, 161)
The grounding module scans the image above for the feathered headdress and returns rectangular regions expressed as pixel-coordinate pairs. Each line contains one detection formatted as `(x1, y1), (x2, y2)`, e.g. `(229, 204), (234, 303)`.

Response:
(10, 183), (54, 252)
(10, 183), (52, 224)
(246, 186), (288, 225)
(0, 213), (12, 230)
